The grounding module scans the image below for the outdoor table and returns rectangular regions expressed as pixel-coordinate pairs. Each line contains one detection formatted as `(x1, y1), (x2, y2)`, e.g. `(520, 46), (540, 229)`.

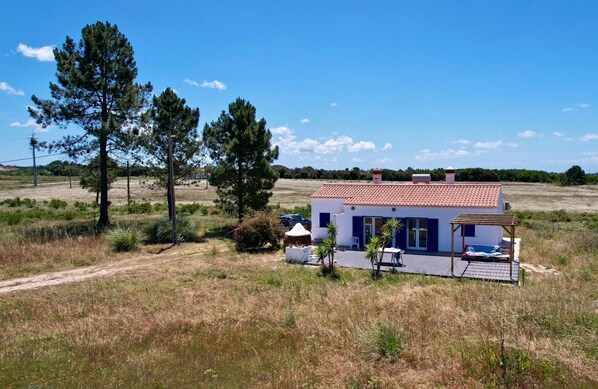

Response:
(378, 247), (404, 267)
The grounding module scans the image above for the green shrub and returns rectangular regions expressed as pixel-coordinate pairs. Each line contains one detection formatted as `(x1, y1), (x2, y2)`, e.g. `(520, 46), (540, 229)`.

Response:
(73, 201), (89, 212)
(233, 212), (283, 251)
(177, 202), (202, 215)
(0, 197), (37, 208)
(146, 216), (200, 244)
(107, 227), (145, 252)
(127, 200), (153, 214)
(0, 211), (25, 226)
(48, 198), (67, 209)
(367, 321), (403, 361)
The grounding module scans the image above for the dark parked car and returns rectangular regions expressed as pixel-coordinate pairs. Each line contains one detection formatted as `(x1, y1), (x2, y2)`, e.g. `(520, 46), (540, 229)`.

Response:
(279, 214), (311, 231)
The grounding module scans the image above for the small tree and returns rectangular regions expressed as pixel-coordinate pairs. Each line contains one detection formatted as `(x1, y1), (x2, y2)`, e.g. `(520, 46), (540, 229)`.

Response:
(562, 165), (586, 186)
(203, 98), (279, 222)
(364, 218), (403, 279)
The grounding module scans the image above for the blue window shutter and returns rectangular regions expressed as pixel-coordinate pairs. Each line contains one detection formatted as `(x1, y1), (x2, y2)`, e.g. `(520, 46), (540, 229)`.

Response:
(319, 213), (330, 228)
(461, 225), (475, 237)
(427, 218), (439, 252)
(396, 218), (407, 249)
(352, 216), (363, 250)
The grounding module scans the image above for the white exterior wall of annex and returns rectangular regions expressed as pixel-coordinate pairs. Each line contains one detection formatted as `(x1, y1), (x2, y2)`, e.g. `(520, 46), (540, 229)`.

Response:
(312, 190), (505, 252)
(311, 198), (345, 241)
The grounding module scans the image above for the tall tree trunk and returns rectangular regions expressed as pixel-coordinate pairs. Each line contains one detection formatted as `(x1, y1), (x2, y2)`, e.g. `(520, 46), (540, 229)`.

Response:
(166, 177), (174, 222)
(237, 162), (244, 223)
(98, 133), (109, 227)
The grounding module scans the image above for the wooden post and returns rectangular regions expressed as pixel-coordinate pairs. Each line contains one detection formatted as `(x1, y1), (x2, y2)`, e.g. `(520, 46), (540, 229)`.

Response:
(450, 222), (455, 276)
(509, 225), (515, 279)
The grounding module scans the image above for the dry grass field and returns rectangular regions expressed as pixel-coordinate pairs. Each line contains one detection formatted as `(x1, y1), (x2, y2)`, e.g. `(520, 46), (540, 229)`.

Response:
(1, 177), (597, 212)
(0, 178), (596, 387)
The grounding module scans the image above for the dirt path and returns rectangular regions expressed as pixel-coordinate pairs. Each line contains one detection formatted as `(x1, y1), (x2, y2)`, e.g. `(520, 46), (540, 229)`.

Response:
(0, 247), (195, 295)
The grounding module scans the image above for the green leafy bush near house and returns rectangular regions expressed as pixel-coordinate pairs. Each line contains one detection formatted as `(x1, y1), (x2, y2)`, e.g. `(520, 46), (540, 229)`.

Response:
(233, 212), (283, 251)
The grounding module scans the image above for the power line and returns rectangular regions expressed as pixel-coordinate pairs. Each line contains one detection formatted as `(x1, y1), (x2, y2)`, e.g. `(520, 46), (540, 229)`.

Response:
(0, 152), (67, 164)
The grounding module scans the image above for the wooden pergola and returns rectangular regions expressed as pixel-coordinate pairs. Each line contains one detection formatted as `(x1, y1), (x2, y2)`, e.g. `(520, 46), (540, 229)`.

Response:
(450, 213), (518, 278)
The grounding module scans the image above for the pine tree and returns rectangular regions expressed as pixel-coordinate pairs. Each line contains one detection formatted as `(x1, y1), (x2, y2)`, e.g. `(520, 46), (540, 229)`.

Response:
(203, 98), (279, 222)
(138, 88), (203, 220)
(29, 21), (151, 227)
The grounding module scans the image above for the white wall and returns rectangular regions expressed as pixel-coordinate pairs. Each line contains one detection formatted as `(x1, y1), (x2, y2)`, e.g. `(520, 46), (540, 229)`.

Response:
(311, 198), (345, 241)
(312, 198), (504, 252)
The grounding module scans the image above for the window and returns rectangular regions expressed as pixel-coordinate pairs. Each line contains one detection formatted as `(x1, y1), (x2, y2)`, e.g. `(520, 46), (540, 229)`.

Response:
(462, 225), (475, 237)
(319, 212), (331, 228)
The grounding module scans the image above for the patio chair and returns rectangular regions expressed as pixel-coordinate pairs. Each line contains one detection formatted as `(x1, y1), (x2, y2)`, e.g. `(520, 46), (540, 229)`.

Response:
(350, 236), (359, 250)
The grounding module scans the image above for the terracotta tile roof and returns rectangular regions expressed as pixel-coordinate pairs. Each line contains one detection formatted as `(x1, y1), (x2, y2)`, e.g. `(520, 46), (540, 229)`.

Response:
(311, 183), (502, 208)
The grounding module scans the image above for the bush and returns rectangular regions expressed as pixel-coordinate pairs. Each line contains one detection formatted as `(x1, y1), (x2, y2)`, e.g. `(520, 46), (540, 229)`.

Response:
(127, 200), (153, 214)
(48, 198), (68, 209)
(107, 227), (145, 252)
(233, 212), (283, 252)
(177, 202), (202, 215)
(146, 216), (200, 244)
(0, 197), (37, 208)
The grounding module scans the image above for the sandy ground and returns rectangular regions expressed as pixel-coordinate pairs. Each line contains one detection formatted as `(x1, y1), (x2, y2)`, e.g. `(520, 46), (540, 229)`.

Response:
(1, 178), (597, 212)
(0, 245), (197, 295)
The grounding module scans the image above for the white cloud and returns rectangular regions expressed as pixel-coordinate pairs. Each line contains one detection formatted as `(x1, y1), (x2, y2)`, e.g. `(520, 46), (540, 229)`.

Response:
(17, 43), (54, 62)
(348, 141), (376, 152)
(270, 125), (293, 136)
(184, 78), (200, 87)
(201, 80), (226, 90)
(330, 102), (337, 107)
(517, 130), (538, 138)
(377, 157), (392, 164)
(10, 118), (49, 132)
(416, 148), (477, 161)
(0, 81), (24, 96)
(552, 131), (564, 137)
(352, 157), (363, 162)
(417, 140), (517, 161)
(299, 118), (310, 124)
(383, 143), (392, 150)
(451, 139), (471, 145)
(271, 126), (376, 155)
(562, 103), (590, 112)
(580, 133), (598, 141)
(184, 78), (227, 90)
(474, 140), (518, 150)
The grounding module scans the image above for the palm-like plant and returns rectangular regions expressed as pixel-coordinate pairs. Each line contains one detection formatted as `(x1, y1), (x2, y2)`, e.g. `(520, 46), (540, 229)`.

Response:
(366, 218), (403, 279)
(365, 236), (380, 273)
(314, 245), (327, 265)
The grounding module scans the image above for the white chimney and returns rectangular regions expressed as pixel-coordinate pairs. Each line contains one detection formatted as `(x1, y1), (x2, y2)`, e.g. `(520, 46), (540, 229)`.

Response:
(372, 168), (382, 184)
(445, 167), (456, 184)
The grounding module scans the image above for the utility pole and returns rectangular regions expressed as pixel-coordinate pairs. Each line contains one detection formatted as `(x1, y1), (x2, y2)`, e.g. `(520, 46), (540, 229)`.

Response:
(30, 134), (38, 188)
(167, 131), (177, 245)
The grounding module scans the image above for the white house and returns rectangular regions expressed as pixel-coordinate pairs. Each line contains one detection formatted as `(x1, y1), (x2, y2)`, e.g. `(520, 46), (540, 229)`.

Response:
(310, 169), (506, 253)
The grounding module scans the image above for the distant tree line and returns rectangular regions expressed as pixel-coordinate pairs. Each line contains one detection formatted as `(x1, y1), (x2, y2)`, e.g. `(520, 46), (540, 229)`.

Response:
(273, 165), (597, 185)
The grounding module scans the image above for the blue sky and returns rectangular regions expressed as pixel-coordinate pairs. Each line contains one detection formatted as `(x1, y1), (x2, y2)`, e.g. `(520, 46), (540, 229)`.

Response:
(1, 1), (597, 172)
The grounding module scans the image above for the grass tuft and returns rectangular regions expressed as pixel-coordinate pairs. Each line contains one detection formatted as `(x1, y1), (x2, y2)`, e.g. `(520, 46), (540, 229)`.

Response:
(107, 227), (145, 252)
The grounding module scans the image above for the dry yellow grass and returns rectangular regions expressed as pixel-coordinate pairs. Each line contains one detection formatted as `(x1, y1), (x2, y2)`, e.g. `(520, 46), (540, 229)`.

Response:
(0, 179), (596, 386)
(0, 228), (596, 387)
(2, 177), (596, 211)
